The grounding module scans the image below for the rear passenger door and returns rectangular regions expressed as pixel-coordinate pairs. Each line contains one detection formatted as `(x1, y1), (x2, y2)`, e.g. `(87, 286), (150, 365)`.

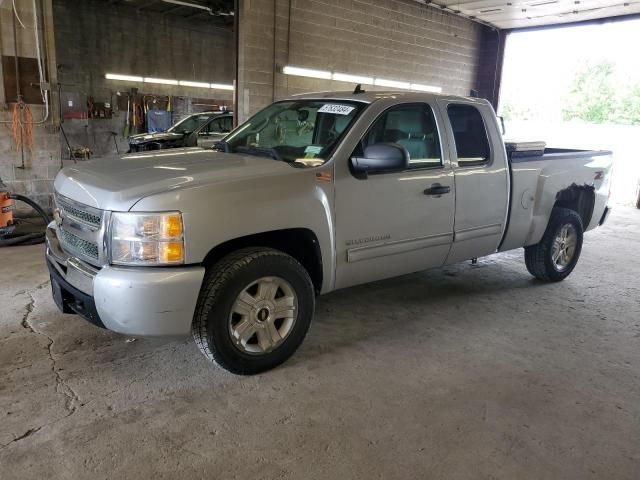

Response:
(334, 102), (455, 289)
(437, 101), (509, 264)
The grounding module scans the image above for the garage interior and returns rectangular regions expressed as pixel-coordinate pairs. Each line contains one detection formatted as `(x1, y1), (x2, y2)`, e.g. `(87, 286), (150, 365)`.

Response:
(1, 0), (639, 478)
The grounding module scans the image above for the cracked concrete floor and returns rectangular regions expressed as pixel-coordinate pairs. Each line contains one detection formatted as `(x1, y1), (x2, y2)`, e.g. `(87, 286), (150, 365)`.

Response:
(1, 208), (639, 479)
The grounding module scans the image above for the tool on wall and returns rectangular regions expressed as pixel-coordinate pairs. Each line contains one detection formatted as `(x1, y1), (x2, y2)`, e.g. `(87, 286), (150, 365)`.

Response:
(109, 131), (120, 154)
(87, 96), (113, 119)
(130, 89), (144, 134)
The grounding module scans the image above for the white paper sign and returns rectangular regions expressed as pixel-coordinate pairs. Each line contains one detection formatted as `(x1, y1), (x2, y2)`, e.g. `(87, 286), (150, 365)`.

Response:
(318, 104), (355, 115)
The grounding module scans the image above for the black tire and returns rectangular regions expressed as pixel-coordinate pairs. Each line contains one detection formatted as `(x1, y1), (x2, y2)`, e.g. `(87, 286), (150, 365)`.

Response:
(524, 207), (584, 282)
(192, 247), (315, 375)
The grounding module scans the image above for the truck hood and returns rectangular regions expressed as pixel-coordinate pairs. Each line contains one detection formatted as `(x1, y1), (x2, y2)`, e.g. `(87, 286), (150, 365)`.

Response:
(54, 149), (294, 211)
(128, 131), (184, 144)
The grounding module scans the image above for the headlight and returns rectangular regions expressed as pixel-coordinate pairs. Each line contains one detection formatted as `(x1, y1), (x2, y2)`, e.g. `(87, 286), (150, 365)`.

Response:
(110, 212), (184, 266)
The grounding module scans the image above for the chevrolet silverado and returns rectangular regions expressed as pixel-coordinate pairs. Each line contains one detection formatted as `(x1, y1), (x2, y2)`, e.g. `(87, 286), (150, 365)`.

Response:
(46, 90), (613, 374)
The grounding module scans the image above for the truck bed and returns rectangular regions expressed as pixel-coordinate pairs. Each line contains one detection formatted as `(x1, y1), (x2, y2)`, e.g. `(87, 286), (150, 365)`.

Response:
(499, 148), (613, 252)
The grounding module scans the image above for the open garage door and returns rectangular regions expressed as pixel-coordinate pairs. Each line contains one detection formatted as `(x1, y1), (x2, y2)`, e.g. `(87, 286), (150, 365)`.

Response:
(497, 17), (640, 206)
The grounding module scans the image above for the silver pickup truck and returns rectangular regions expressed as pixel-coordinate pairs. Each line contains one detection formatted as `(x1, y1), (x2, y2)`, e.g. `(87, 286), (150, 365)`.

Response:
(46, 90), (613, 374)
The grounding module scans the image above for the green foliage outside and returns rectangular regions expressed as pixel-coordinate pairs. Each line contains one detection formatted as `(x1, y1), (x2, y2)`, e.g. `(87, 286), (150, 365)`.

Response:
(502, 61), (640, 125)
(562, 61), (640, 125)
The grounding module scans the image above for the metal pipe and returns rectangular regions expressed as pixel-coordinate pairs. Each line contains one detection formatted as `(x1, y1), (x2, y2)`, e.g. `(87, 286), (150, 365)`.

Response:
(12, 9), (21, 102)
(12, 9), (25, 169)
(232, 0), (239, 126)
(272, 0), (277, 101)
(33, 0), (45, 103)
(286, 0), (292, 65)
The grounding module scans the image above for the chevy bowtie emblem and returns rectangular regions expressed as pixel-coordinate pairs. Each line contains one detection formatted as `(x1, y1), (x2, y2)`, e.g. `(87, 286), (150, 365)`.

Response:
(53, 208), (63, 226)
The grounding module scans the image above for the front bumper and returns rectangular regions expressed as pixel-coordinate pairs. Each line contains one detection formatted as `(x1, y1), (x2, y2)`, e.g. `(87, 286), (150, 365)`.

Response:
(46, 223), (205, 337)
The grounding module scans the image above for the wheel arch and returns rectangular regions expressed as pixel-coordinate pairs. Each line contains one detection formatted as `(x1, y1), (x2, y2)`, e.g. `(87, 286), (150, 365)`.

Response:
(553, 184), (595, 229)
(202, 228), (324, 294)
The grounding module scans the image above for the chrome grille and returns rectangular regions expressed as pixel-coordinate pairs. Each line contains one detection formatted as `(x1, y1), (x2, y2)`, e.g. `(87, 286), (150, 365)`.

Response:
(59, 228), (99, 260)
(54, 192), (105, 266)
(55, 194), (102, 227)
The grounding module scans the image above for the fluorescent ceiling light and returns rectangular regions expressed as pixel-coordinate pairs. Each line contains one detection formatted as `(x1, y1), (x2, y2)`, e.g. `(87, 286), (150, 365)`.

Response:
(105, 73), (143, 82)
(162, 0), (211, 11)
(210, 83), (235, 90)
(179, 80), (211, 88)
(162, 0), (233, 16)
(410, 83), (442, 93)
(106, 73), (230, 89)
(374, 78), (411, 89)
(283, 65), (332, 80)
(144, 77), (179, 85)
(332, 72), (374, 85)
(283, 64), (443, 94)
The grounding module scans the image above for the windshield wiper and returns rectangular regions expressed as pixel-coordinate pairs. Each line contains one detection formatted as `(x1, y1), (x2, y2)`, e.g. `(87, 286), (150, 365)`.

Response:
(235, 145), (283, 161)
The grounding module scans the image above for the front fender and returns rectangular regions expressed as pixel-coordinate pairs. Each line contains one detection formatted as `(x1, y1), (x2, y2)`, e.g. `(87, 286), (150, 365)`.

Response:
(131, 168), (336, 293)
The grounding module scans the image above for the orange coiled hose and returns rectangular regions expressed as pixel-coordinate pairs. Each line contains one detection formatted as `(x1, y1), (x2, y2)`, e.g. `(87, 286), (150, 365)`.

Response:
(10, 103), (34, 152)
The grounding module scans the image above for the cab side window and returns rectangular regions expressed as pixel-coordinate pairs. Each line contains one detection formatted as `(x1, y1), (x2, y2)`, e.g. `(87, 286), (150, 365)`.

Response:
(361, 104), (442, 169)
(203, 117), (232, 134)
(202, 118), (221, 135)
(221, 116), (233, 133)
(447, 104), (490, 166)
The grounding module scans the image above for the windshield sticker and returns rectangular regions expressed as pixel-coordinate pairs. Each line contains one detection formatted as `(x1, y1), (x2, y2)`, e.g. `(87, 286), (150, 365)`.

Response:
(318, 104), (355, 115)
(304, 145), (323, 157)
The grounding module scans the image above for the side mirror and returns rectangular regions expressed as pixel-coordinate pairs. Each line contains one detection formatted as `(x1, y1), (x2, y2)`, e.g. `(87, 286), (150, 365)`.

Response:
(350, 143), (409, 179)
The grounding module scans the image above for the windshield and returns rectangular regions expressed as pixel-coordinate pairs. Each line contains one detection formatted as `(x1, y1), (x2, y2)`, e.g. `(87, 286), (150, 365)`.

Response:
(223, 100), (365, 164)
(169, 113), (215, 134)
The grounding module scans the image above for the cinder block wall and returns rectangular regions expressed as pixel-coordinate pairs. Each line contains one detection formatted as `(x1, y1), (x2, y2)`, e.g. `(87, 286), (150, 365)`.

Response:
(237, 0), (503, 121)
(1, 0), (236, 213)
(53, 0), (235, 157)
(0, 0), (60, 212)
(53, 0), (235, 99)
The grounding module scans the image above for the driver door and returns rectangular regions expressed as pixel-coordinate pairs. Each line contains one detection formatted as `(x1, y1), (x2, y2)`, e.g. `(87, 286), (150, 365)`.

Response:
(334, 102), (455, 289)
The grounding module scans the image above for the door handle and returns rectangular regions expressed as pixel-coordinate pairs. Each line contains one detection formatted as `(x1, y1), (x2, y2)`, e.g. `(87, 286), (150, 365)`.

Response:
(423, 184), (451, 196)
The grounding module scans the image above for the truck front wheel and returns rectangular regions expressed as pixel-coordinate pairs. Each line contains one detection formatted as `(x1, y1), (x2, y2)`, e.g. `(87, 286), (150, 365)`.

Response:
(524, 207), (584, 282)
(192, 247), (315, 375)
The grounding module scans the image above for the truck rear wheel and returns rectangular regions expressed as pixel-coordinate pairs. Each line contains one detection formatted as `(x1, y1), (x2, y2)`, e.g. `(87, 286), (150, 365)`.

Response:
(524, 207), (584, 282)
(192, 247), (315, 375)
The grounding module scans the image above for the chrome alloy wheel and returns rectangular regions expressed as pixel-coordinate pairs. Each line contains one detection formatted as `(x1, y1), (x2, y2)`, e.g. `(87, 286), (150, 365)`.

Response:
(552, 224), (578, 272)
(229, 276), (298, 355)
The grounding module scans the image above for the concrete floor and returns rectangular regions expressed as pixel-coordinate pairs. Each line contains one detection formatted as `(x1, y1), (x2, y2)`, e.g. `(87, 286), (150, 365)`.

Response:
(1, 208), (639, 480)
